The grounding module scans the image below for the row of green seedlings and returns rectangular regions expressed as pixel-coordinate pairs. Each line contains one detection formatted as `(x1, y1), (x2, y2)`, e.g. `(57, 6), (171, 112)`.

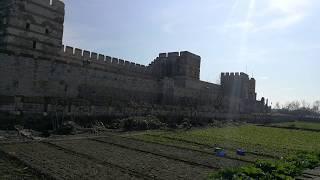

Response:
(147, 134), (278, 159)
(209, 151), (320, 180)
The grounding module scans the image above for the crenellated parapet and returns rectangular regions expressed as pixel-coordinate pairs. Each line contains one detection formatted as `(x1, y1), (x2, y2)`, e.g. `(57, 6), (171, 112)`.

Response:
(157, 51), (201, 59)
(150, 51), (200, 65)
(59, 45), (151, 75)
(220, 72), (250, 84)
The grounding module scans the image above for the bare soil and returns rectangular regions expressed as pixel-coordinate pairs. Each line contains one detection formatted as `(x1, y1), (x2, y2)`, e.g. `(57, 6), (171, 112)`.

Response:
(0, 151), (41, 180)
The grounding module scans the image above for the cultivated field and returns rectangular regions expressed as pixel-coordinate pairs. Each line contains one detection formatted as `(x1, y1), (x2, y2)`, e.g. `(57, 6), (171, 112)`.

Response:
(0, 151), (40, 180)
(269, 121), (320, 131)
(129, 125), (320, 157)
(0, 124), (320, 179)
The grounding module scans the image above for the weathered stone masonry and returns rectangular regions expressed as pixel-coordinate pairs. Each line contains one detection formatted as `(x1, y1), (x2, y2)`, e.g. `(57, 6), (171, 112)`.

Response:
(0, 0), (270, 118)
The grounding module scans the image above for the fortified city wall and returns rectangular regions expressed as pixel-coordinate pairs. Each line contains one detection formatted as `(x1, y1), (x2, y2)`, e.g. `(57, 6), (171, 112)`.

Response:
(0, 0), (270, 120)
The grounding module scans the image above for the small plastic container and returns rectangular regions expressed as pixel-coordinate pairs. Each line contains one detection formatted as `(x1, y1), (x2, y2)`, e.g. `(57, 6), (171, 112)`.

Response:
(216, 150), (226, 157)
(236, 149), (246, 156)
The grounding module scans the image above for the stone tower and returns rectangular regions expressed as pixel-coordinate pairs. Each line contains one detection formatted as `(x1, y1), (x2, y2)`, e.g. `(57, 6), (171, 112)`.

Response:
(0, 0), (65, 57)
(149, 51), (201, 80)
(220, 72), (256, 101)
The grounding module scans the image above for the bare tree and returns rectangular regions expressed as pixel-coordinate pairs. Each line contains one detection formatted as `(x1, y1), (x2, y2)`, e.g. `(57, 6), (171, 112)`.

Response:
(284, 101), (300, 111)
(276, 100), (319, 116)
(300, 100), (310, 109)
(313, 100), (320, 113)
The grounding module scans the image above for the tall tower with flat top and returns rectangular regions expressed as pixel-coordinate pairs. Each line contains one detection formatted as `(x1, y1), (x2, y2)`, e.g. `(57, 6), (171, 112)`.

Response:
(220, 72), (256, 101)
(149, 51), (201, 80)
(0, 0), (65, 57)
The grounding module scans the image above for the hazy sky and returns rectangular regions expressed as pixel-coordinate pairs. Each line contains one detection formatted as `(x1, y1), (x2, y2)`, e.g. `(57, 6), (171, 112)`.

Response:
(62, 0), (320, 106)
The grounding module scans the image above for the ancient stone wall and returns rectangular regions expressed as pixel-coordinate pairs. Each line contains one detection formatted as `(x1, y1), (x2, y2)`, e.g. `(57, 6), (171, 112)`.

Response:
(0, 47), (225, 116)
(0, 0), (270, 118)
(0, 52), (160, 103)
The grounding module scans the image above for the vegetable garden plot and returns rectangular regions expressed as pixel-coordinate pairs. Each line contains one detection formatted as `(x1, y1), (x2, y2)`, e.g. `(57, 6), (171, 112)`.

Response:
(0, 152), (40, 180)
(0, 142), (140, 180)
(269, 121), (320, 132)
(130, 133), (275, 161)
(134, 125), (320, 157)
(52, 139), (213, 180)
(96, 135), (251, 168)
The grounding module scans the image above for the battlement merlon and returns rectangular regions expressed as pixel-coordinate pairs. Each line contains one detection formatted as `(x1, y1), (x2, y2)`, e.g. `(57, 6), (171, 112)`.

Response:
(220, 72), (247, 77)
(29, 0), (65, 13)
(1, 0), (65, 13)
(157, 51), (201, 60)
(221, 72), (250, 82)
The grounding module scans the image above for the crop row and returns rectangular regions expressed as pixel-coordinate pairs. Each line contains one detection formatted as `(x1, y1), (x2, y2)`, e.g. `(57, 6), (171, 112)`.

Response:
(131, 125), (320, 157)
(0, 142), (140, 180)
(95, 135), (250, 168)
(127, 134), (267, 162)
(51, 139), (212, 180)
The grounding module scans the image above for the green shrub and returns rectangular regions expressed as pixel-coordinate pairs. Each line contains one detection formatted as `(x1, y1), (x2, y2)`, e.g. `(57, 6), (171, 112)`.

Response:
(210, 152), (320, 180)
(121, 116), (166, 131)
(208, 168), (239, 180)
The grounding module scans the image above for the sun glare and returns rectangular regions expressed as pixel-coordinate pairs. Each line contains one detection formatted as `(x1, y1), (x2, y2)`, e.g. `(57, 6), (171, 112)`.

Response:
(238, 0), (256, 62)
